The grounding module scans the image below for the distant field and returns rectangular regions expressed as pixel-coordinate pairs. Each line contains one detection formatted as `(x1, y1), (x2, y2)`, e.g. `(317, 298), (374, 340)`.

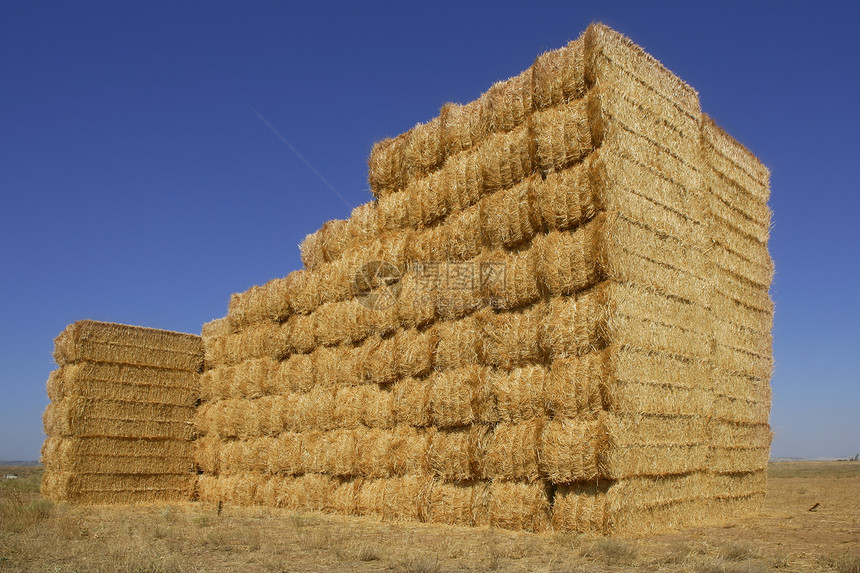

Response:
(1, 461), (857, 572)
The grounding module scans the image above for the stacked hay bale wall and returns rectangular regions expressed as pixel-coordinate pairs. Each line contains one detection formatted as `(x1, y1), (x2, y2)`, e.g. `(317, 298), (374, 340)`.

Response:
(194, 23), (772, 533)
(42, 321), (202, 504)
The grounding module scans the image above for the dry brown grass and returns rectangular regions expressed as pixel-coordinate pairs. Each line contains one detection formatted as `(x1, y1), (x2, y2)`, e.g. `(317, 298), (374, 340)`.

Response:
(1, 461), (857, 572)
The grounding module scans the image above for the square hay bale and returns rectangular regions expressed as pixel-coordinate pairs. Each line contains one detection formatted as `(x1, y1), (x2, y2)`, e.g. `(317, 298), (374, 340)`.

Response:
(191, 23), (773, 536)
(54, 321), (202, 372)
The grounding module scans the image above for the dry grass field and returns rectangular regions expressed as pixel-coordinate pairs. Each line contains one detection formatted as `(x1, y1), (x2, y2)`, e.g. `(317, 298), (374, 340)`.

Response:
(1, 461), (857, 573)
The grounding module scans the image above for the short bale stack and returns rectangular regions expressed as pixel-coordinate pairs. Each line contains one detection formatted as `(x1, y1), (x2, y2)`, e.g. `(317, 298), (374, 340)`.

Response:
(194, 23), (772, 533)
(42, 321), (202, 504)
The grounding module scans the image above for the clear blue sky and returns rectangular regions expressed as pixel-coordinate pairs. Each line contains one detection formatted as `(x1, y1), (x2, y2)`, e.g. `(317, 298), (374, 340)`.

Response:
(1, 1), (858, 461)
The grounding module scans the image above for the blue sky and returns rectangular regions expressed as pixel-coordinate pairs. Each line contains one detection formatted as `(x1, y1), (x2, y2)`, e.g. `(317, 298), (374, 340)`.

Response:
(1, 1), (858, 461)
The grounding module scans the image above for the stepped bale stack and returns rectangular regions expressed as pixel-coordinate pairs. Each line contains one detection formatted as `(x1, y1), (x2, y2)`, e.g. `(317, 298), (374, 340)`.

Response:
(194, 23), (772, 533)
(41, 321), (202, 504)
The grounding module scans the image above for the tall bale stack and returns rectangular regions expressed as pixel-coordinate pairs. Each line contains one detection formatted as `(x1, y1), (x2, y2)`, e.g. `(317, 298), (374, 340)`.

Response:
(42, 321), (202, 504)
(195, 23), (772, 533)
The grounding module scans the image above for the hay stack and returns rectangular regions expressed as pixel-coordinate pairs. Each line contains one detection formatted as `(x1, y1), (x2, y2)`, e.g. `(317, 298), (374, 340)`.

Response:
(41, 321), (202, 504)
(196, 23), (772, 534)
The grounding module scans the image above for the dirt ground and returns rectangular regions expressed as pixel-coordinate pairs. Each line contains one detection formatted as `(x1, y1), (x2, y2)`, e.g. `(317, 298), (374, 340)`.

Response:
(1, 461), (857, 572)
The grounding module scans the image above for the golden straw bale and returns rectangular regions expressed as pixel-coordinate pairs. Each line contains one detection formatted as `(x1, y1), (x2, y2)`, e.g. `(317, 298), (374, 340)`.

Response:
(701, 115), (770, 201)
(552, 481), (608, 533)
(266, 432), (303, 475)
(433, 316), (481, 370)
(397, 274), (438, 329)
(314, 257), (356, 306)
(390, 426), (430, 475)
(47, 397), (196, 441)
(368, 134), (406, 198)
(590, 84), (700, 169)
(404, 221), (445, 264)
(284, 269), (322, 315)
(582, 23), (700, 122)
(531, 162), (597, 234)
(710, 223), (771, 275)
(708, 447), (770, 474)
(533, 99), (592, 175)
(427, 366), (483, 428)
(712, 393), (770, 425)
(41, 436), (194, 474)
(43, 472), (197, 504)
(300, 222), (329, 271)
(356, 476), (431, 521)
(440, 152), (484, 213)
(545, 353), (604, 418)
(356, 334), (399, 384)
(715, 371), (771, 405)
(346, 202), (380, 249)
(488, 480), (551, 532)
(218, 439), (265, 475)
(327, 477), (361, 515)
(313, 345), (359, 388)
(435, 267), (483, 321)
(485, 245), (541, 310)
(392, 377), (431, 427)
(533, 38), (586, 109)
(479, 178), (535, 249)
(203, 330), (229, 370)
(54, 320), (203, 372)
(289, 474), (337, 511)
(483, 418), (545, 481)
(481, 365), (547, 424)
(334, 385), (393, 429)
(294, 387), (338, 432)
(200, 366), (232, 402)
(424, 479), (490, 527)
(53, 362), (199, 406)
(485, 68), (534, 134)
(191, 401), (216, 437)
(599, 214), (708, 306)
(537, 223), (603, 297)
(202, 316), (231, 340)
(279, 312), (315, 355)
(427, 425), (489, 481)
(709, 421), (772, 450)
(602, 443), (709, 480)
(539, 416), (603, 483)
(230, 322), (290, 363)
(270, 353), (311, 394)
(395, 328), (436, 379)
(193, 434), (220, 474)
(227, 359), (268, 399)
(361, 386), (395, 429)
(302, 429), (357, 476)
(417, 171), (451, 225)
(441, 97), (491, 156)
(478, 303), (546, 370)
(590, 148), (706, 241)
(442, 206), (484, 261)
(377, 187), (423, 232)
(402, 116), (445, 180)
(354, 427), (394, 478)
(477, 123), (535, 194)
(313, 299), (364, 347)
(426, 427), (471, 480)
(709, 471), (767, 500)
(713, 344), (773, 380)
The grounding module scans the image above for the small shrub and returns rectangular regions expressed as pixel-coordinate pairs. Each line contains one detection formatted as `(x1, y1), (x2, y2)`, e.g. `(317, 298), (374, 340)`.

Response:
(357, 545), (381, 562)
(398, 553), (441, 573)
(719, 541), (758, 562)
(581, 537), (638, 565)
